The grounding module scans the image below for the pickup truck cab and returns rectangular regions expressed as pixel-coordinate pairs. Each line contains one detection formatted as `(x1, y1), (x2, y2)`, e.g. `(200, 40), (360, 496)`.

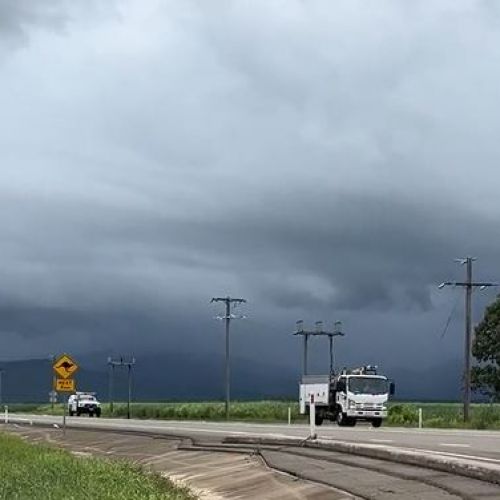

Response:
(68, 392), (101, 417)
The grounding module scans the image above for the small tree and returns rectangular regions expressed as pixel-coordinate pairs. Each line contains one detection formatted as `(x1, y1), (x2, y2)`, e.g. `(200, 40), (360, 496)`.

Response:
(472, 295), (500, 400)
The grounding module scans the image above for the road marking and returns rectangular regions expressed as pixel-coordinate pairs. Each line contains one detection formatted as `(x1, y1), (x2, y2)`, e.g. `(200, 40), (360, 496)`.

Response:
(369, 439), (394, 443)
(397, 446), (500, 464)
(439, 443), (471, 448)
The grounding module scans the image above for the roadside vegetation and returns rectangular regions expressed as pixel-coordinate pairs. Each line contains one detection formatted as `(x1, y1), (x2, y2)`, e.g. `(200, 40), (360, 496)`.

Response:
(8, 400), (500, 429)
(471, 295), (500, 399)
(0, 432), (194, 500)
(387, 402), (500, 429)
(11, 400), (300, 422)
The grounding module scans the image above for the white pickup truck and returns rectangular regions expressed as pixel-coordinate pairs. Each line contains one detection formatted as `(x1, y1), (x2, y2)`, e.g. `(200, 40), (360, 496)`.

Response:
(68, 392), (102, 417)
(300, 365), (394, 427)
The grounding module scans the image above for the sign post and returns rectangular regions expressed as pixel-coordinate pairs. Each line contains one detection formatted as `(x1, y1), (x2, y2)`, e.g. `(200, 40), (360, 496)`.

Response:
(49, 390), (57, 405)
(53, 354), (78, 436)
(309, 394), (317, 440)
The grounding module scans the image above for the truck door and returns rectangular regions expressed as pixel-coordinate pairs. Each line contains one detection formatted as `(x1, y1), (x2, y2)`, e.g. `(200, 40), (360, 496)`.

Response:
(336, 377), (347, 409)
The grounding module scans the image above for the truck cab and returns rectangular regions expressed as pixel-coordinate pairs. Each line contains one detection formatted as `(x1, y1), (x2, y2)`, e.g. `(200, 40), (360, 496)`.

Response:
(68, 392), (101, 417)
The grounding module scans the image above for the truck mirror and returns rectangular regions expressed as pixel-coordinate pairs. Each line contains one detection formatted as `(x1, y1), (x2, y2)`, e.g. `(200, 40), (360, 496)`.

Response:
(389, 382), (395, 395)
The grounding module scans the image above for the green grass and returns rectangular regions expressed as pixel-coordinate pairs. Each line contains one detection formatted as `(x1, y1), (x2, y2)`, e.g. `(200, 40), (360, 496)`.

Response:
(17, 400), (305, 422)
(106, 400), (302, 422)
(0, 432), (194, 500)
(9, 400), (500, 430)
(387, 402), (500, 429)
(4, 403), (44, 413)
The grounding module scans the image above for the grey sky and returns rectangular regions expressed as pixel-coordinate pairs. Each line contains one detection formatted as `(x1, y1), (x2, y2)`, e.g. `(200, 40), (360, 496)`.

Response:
(1, 1), (499, 374)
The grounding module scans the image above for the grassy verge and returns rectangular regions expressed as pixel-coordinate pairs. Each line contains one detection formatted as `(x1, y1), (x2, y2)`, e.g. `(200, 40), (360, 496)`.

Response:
(106, 400), (300, 422)
(13, 400), (304, 422)
(387, 402), (500, 429)
(0, 432), (194, 500)
(8, 400), (500, 429)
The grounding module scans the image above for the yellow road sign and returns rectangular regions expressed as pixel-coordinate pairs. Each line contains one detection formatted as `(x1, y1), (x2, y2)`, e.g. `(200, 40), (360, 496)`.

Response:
(53, 354), (79, 379)
(55, 378), (75, 392)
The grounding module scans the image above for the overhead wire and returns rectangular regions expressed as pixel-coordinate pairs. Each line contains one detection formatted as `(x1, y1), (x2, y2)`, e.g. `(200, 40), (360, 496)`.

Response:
(440, 291), (461, 339)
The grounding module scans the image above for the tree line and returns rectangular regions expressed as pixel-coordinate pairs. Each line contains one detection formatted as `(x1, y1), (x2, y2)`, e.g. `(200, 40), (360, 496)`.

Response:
(473, 295), (500, 400)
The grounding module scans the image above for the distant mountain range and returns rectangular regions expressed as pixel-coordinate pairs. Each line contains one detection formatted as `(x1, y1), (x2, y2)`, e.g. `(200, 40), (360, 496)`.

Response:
(0, 353), (463, 404)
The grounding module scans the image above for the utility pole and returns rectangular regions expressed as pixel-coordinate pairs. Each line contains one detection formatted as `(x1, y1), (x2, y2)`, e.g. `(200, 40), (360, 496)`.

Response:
(0, 368), (4, 406)
(211, 296), (246, 420)
(50, 354), (56, 410)
(439, 257), (497, 422)
(294, 320), (345, 376)
(107, 357), (115, 415)
(107, 357), (136, 419)
(329, 321), (345, 375)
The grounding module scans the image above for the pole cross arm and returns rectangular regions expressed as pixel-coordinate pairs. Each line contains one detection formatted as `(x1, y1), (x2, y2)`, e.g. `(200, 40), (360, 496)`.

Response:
(439, 281), (498, 288)
(294, 329), (343, 336)
(211, 297), (247, 303)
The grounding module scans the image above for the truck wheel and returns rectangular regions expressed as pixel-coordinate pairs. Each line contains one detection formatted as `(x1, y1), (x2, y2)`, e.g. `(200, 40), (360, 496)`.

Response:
(96, 409), (101, 418)
(371, 418), (382, 428)
(315, 413), (324, 426)
(336, 412), (347, 427)
(69, 410), (74, 417)
(76, 411), (81, 417)
(346, 418), (356, 427)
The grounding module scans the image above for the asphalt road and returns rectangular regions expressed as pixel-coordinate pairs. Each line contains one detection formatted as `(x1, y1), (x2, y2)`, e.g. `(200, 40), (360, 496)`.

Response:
(8, 414), (500, 465)
(5, 416), (500, 499)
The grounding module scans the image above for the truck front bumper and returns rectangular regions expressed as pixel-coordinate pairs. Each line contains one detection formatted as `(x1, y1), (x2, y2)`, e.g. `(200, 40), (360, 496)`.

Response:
(346, 409), (387, 419)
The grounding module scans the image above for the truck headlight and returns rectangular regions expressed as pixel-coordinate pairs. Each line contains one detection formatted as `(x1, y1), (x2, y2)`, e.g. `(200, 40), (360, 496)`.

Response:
(348, 400), (356, 409)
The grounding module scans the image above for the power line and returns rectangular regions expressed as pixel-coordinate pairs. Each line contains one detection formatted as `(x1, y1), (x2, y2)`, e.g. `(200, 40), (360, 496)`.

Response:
(293, 320), (345, 376)
(439, 292), (461, 339)
(211, 296), (246, 420)
(439, 257), (498, 422)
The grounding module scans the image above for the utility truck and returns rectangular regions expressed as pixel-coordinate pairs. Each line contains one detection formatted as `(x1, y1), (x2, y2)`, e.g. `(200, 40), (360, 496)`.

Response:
(68, 392), (101, 417)
(299, 365), (394, 427)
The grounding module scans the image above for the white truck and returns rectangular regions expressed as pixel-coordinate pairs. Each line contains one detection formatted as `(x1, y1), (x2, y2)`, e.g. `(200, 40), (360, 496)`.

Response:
(299, 365), (394, 427)
(68, 392), (102, 417)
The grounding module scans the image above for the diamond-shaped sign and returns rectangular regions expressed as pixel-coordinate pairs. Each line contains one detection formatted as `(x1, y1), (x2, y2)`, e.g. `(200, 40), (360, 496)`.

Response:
(53, 354), (79, 379)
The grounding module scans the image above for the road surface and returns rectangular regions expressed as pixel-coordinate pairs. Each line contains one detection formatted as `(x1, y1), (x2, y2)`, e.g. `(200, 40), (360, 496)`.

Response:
(8, 414), (500, 464)
(4, 415), (500, 500)
(4, 415), (500, 499)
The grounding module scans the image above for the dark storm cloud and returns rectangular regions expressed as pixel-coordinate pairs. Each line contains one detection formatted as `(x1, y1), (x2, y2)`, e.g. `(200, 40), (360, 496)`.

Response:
(0, 1), (72, 44)
(1, 0), (500, 371)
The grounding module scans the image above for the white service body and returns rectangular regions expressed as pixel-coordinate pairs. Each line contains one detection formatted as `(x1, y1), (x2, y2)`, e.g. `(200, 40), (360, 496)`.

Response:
(299, 375), (330, 413)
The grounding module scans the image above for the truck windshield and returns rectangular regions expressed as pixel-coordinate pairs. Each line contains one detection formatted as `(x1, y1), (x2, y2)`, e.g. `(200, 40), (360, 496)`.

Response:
(348, 377), (388, 395)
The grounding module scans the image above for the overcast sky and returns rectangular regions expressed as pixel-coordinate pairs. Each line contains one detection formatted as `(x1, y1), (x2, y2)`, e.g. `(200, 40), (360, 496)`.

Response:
(1, 0), (500, 374)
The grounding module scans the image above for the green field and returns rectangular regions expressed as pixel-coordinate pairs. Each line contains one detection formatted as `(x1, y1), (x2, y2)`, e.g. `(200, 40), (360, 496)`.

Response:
(9, 400), (299, 422)
(0, 432), (194, 500)
(8, 400), (500, 429)
(388, 402), (500, 429)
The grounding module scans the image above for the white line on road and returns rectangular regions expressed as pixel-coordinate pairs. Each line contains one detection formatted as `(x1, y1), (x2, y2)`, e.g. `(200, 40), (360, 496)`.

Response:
(439, 443), (471, 448)
(369, 439), (394, 443)
(400, 446), (500, 464)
